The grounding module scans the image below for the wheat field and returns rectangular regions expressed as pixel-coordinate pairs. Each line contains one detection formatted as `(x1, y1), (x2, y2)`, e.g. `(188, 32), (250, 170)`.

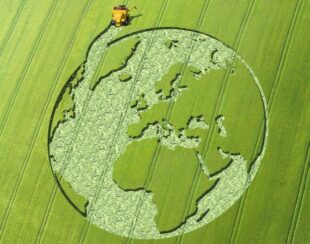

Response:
(0, 0), (309, 243)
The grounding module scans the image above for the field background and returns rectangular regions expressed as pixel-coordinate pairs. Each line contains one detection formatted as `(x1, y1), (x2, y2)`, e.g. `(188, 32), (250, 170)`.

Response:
(0, 0), (309, 243)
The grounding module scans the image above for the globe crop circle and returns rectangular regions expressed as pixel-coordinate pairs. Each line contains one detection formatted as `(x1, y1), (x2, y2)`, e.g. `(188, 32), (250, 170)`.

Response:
(48, 27), (268, 239)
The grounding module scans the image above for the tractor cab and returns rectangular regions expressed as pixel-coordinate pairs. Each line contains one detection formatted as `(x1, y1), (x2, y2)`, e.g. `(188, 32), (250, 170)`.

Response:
(111, 5), (136, 27)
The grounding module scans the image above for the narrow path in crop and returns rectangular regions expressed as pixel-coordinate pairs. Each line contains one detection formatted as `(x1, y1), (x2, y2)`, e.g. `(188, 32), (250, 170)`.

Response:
(174, 0), (256, 242)
(0, 0), (94, 242)
(76, 1), (173, 242)
(33, 2), (97, 243)
(123, 0), (214, 240)
(0, 0), (27, 56)
(7, 2), (127, 241)
(286, 145), (310, 243)
(228, 0), (304, 243)
(0, 0), (61, 239)
(36, 1), (155, 240)
(40, 1), (170, 243)
(0, 0), (58, 143)
(141, 1), (214, 237)
(36, 0), (145, 242)
(35, 12), (129, 244)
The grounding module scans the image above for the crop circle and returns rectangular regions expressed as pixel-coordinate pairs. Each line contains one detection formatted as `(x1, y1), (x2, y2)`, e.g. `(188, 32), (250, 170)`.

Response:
(48, 27), (268, 239)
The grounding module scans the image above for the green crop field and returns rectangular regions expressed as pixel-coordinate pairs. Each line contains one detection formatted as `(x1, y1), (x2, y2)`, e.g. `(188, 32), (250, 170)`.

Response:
(0, 0), (309, 243)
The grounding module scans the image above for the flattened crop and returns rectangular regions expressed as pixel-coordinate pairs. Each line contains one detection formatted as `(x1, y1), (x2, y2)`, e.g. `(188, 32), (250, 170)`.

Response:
(48, 27), (268, 239)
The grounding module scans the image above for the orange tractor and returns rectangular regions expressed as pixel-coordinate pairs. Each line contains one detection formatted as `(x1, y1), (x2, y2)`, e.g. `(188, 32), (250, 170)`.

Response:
(111, 5), (137, 27)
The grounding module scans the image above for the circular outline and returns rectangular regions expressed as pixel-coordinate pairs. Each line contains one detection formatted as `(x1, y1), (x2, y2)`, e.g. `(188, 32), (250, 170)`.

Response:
(47, 26), (269, 236)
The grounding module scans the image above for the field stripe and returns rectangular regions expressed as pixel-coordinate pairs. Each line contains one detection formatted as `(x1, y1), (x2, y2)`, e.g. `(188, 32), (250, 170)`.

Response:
(75, 1), (171, 242)
(0, 0), (59, 142)
(21, 1), (124, 242)
(31, 2), (95, 243)
(29, 0), (134, 241)
(1, 0), (97, 239)
(202, 0), (255, 166)
(286, 144), (310, 243)
(68, 0), (170, 243)
(228, 0), (304, 243)
(0, 0), (27, 56)
(124, 0), (212, 240)
(127, 0), (254, 239)
(174, 1), (256, 243)
(0, 1), (308, 243)
(32, 0), (147, 241)
(228, 115), (264, 244)
(154, 0), (214, 237)
(0, 0), (62, 240)
(266, 0), (304, 112)
(115, 2), (169, 240)
(124, 2), (171, 240)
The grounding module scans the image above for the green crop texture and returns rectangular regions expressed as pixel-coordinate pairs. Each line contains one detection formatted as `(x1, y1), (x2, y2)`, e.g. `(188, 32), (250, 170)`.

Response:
(0, 0), (309, 243)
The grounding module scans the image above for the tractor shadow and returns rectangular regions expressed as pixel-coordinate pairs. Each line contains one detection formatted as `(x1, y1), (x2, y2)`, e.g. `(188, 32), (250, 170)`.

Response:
(128, 13), (143, 25)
